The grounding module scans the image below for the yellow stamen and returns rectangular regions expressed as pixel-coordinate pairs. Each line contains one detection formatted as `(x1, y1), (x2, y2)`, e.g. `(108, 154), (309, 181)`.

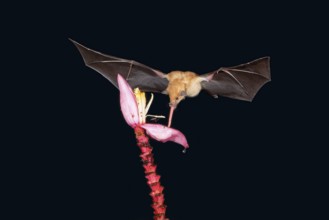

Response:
(134, 88), (165, 124)
(145, 93), (154, 115)
(134, 88), (146, 123)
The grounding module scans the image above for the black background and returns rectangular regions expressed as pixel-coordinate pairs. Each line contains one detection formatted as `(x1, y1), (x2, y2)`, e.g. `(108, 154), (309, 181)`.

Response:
(2, 2), (326, 220)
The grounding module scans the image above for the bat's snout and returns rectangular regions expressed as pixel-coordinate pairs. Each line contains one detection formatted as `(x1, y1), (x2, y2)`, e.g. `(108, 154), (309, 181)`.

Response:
(169, 95), (185, 108)
(169, 102), (177, 108)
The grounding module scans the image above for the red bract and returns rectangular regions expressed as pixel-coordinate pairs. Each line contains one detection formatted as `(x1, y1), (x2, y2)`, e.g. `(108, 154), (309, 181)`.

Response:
(141, 124), (188, 149)
(146, 173), (161, 184)
(144, 164), (157, 173)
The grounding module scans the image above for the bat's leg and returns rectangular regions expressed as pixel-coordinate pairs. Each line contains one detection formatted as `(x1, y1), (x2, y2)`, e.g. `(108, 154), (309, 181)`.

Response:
(168, 106), (175, 127)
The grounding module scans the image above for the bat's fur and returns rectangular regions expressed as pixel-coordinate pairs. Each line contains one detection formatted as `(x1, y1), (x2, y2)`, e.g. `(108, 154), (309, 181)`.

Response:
(165, 71), (206, 107)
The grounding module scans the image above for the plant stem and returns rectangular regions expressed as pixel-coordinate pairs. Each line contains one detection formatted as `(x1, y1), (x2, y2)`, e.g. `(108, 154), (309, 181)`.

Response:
(134, 126), (169, 220)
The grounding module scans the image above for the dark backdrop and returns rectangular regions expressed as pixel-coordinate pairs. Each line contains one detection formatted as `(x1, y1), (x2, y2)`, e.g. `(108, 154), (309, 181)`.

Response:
(2, 2), (326, 220)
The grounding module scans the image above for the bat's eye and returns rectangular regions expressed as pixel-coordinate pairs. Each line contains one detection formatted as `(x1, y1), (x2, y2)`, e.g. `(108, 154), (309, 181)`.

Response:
(175, 97), (179, 100)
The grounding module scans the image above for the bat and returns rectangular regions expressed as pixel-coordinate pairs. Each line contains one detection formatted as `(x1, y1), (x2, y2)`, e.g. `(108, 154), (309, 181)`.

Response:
(70, 39), (271, 127)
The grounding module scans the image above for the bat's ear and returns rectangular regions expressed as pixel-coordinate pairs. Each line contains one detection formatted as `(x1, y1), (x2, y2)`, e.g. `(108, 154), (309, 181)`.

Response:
(180, 91), (187, 97)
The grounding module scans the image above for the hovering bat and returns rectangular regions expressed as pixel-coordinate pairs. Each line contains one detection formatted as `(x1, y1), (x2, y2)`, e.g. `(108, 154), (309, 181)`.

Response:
(70, 39), (271, 127)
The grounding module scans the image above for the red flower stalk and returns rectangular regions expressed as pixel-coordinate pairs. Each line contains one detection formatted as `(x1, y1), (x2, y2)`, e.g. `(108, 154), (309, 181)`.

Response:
(135, 126), (167, 219)
(117, 74), (188, 219)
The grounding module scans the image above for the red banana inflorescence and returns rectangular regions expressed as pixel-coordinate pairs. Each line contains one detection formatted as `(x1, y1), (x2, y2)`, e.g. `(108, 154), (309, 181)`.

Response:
(134, 126), (169, 220)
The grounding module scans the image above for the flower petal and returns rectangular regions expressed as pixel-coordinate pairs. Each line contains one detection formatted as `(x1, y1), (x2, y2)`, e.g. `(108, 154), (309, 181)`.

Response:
(141, 124), (189, 149)
(117, 74), (139, 127)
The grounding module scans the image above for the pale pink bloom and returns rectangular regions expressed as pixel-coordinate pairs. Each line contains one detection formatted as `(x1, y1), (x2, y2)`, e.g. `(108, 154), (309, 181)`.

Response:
(117, 74), (189, 149)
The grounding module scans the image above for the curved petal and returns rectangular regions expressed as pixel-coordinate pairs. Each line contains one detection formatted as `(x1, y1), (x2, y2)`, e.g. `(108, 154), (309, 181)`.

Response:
(117, 74), (139, 127)
(141, 124), (189, 149)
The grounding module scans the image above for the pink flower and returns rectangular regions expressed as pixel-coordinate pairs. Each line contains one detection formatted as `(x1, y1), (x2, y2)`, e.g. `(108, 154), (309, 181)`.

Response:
(117, 74), (189, 149)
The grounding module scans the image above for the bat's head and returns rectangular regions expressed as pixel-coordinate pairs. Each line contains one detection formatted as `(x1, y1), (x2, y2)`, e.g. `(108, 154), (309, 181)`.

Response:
(165, 70), (200, 127)
(169, 90), (186, 108)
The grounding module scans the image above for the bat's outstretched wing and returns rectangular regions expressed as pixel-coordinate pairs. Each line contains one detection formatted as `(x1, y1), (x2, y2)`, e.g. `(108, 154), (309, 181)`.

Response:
(201, 57), (271, 101)
(70, 39), (169, 93)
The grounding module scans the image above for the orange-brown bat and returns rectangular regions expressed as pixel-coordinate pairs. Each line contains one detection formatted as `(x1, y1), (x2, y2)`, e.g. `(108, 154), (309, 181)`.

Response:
(70, 39), (271, 127)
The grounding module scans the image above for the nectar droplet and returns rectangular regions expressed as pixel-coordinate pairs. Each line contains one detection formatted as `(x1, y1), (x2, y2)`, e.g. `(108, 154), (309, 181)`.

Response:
(182, 149), (187, 154)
